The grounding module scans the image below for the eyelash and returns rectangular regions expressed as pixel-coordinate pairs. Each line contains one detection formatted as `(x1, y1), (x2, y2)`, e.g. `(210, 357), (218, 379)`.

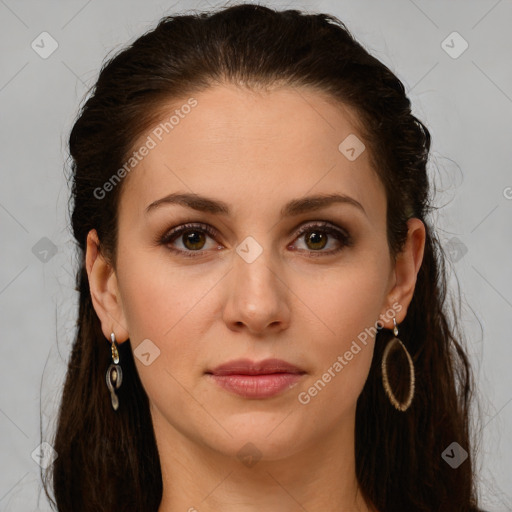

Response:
(159, 221), (353, 259)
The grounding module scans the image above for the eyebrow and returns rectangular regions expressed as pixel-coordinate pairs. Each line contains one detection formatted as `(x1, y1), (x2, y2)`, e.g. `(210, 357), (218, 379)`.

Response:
(145, 192), (367, 218)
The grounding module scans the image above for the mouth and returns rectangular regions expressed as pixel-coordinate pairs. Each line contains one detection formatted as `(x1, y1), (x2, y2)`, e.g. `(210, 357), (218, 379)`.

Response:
(205, 358), (306, 399)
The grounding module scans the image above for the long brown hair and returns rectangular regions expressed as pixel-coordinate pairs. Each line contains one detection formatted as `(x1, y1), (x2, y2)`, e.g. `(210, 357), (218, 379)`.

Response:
(42, 3), (484, 510)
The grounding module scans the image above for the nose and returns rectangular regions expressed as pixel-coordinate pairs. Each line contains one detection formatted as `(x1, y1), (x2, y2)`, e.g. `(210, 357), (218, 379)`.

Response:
(222, 245), (291, 336)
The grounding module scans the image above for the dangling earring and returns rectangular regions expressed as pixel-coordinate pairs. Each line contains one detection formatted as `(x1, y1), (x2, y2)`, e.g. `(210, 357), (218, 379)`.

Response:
(381, 316), (415, 412)
(106, 332), (123, 411)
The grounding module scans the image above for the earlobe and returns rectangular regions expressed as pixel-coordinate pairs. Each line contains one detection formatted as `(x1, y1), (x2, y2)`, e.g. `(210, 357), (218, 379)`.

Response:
(382, 218), (426, 328)
(85, 229), (129, 343)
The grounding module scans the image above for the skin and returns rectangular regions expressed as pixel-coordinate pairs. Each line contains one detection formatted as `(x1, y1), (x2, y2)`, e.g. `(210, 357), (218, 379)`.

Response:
(86, 84), (425, 512)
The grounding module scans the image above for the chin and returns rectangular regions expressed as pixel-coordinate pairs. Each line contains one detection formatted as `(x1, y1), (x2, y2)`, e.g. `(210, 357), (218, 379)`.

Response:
(203, 416), (309, 462)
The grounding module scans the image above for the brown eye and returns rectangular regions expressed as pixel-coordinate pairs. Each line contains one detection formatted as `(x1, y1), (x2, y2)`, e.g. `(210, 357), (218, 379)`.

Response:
(303, 230), (328, 251)
(292, 221), (352, 256)
(181, 230), (207, 251)
(160, 220), (352, 259)
(160, 223), (220, 258)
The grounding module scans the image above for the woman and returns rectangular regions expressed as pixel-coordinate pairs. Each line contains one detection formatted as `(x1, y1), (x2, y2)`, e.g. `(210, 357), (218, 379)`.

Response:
(43, 3), (484, 511)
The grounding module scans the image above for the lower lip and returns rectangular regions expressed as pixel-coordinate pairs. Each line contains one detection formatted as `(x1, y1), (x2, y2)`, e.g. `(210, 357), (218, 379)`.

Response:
(207, 373), (304, 399)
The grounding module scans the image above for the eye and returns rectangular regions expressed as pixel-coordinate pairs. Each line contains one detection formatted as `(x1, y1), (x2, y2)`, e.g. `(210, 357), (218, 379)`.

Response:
(290, 221), (352, 257)
(160, 223), (221, 258)
(159, 221), (352, 258)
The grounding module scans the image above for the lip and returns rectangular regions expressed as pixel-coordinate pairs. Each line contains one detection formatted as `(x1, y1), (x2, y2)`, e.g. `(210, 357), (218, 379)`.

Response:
(208, 358), (305, 376)
(206, 358), (306, 399)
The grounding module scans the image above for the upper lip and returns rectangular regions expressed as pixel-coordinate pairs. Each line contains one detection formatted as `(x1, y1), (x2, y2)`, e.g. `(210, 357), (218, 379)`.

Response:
(207, 358), (305, 376)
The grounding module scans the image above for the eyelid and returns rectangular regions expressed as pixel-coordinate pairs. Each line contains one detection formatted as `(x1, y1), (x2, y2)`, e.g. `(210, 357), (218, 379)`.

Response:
(293, 220), (350, 239)
(159, 222), (218, 247)
(159, 220), (352, 257)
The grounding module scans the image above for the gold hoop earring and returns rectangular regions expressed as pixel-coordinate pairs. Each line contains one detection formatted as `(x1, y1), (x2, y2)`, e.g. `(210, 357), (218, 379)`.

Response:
(381, 317), (415, 412)
(106, 332), (123, 411)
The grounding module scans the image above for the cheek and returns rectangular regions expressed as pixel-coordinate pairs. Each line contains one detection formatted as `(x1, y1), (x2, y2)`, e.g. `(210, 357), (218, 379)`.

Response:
(291, 262), (385, 409)
(117, 248), (212, 338)
(116, 250), (220, 385)
(294, 256), (385, 345)
(116, 255), (213, 418)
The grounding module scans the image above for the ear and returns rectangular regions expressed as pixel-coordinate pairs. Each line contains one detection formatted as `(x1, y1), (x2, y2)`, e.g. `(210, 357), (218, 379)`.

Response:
(85, 229), (129, 343)
(380, 218), (426, 328)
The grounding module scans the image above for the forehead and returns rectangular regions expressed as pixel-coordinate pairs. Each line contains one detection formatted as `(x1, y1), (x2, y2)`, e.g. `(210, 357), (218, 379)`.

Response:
(118, 84), (386, 226)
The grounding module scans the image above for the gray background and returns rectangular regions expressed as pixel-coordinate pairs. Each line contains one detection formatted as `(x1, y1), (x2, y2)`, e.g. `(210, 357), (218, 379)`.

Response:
(1, 0), (511, 510)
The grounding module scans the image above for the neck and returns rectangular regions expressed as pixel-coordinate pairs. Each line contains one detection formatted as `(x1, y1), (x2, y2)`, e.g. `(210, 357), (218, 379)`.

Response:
(153, 405), (375, 512)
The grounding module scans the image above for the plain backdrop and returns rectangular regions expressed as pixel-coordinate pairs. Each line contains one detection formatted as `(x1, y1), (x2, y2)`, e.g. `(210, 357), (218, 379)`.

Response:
(0, 0), (511, 510)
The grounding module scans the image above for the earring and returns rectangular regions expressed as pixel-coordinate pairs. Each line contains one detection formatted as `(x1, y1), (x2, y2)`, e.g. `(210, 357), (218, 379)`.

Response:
(106, 332), (123, 411)
(381, 317), (415, 412)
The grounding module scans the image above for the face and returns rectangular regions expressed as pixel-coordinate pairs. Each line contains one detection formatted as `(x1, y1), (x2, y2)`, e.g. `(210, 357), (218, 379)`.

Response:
(97, 84), (408, 461)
